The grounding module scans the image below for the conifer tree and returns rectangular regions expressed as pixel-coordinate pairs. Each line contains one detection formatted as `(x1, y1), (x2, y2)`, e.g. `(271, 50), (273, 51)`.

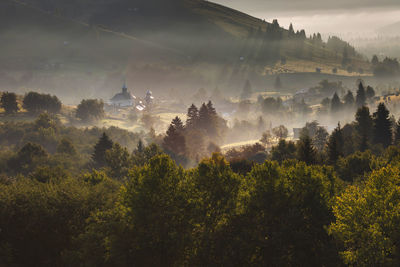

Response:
(365, 86), (376, 100)
(327, 123), (343, 164)
(186, 104), (199, 130)
(356, 82), (366, 108)
(355, 106), (373, 151)
(171, 116), (184, 132)
(373, 103), (393, 148)
(163, 122), (186, 156)
(343, 90), (355, 109)
(331, 92), (342, 113)
(297, 132), (316, 165)
(92, 132), (113, 167)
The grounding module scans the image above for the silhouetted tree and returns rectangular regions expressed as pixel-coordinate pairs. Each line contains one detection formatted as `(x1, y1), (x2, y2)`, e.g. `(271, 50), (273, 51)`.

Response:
(355, 83), (366, 108)
(186, 104), (199, 129)
(92, 133), (113, 167)
(331, 92), (342, 113)
(327, 123), (343, 164)
(371, 55), (379, 66)
(1, 92), (18, 114)
(343, 90), (355, 109)
(76, 99), (104, 122)
(355, 106), (373, 151)
(163, 118), (186, 156)
(366, 86), (375, 100)
(373, 103), (392, 148)
(272, 125), (288, 139)
(23, 92), (61, 114)
(297, 132), (316, 165)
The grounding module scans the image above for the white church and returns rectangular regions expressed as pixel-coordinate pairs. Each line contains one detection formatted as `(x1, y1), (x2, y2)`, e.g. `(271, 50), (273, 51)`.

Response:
(109, 82), (136, 107)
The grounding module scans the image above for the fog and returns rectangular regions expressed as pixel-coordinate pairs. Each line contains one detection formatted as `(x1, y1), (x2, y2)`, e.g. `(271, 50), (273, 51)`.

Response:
(214, 0), (400, 38)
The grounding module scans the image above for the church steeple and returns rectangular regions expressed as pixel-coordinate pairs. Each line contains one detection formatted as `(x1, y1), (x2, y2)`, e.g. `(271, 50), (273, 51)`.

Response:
(122, 80), (127, 94)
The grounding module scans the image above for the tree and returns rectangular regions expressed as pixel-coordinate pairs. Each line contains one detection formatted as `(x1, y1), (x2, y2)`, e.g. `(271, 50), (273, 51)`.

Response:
(313, 127), (329, 152)
(288, 23), (295, 37)
(394, 118), (400, 145)
(105, 143), (131, 179)
(272, 125), (288, 139)
(297, 132), (316, 165)
(186, 104), (199, 129)
(355, 82), (366, 108)
(23, 92), (61, 114)
(365, 86), (375, 100)
(373, 103), (393, 148)
(57, 138), (76, 155)
(76, 99), (104, 122)
(371, 54), (379, 66)
(92, 132), (113, 167)
(327, 124), (343, 164)
(343, 90), (354, 109)
(241, 80), (253, 100)
(260, 130), (273, 146)
(1, 92), (18, 114)
(171, 116), (184, 132)
(331, 92), (342, 113)
(101, 155), (193, 266)
(163, 118), (186, 156)
(331, 166), (400, 265)
(355, 106), (373, 151)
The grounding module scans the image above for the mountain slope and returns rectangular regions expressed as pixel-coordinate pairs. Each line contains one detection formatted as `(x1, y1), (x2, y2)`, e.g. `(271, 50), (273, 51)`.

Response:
(0, 0), (370, 101)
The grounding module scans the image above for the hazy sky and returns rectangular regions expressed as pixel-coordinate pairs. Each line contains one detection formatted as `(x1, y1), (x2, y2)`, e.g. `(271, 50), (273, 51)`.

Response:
(213, 0), (400, 38)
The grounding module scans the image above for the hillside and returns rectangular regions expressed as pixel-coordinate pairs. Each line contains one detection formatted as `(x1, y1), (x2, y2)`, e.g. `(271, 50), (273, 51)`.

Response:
(0, 0), (371, 102)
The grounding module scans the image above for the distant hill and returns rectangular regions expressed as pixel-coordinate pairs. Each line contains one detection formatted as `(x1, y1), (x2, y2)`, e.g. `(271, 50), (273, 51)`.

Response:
(379, 21), (400, 36)
(0, 0), (370, 101)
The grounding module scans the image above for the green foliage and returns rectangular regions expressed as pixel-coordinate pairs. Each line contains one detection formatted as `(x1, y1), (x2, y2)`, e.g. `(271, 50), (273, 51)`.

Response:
(356, 83), (366, 108)
(331, 166), (400, 266)
(270, 139), (297, 163)
(0, 176), (119, 267)
(297, 133), (317, 165)
(336, 151), (376, 182)
(373, 103), (393, 148)
(57, 138), (77, 155)
(1, 91), (19, 114)
(23, 92), (61, 114)
(105, 143), (131, 180)
(92, 132), (113, 168)
(223, 161), (341, 266)
(76, 99), (104, 122)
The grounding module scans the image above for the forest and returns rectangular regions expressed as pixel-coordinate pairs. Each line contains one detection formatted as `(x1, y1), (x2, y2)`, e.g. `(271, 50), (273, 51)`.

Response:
(2, 86), (400, 266)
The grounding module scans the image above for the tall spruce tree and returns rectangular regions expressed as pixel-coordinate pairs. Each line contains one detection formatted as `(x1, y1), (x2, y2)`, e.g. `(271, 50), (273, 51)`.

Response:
(355, 106), (373, 151)
(327, 123), (343, 164)
(171, 116), (184, 132)
(343, 90), (355, 109)
(186, 104), (199, 130)
(331, 93), (342, 113)
(373, 103), (393, 148)
(297, 132), (316, 165)
(92, 132), (113, 167)
(163, 120), (186, 156)
(356, 82), (366, 108)
(366, 86), (376, 100)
